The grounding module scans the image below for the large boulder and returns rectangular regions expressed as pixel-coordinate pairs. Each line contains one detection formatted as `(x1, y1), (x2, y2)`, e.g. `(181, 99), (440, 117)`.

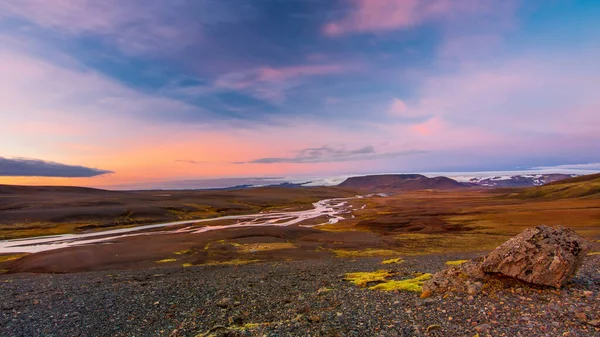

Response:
(481, 225), (588, 288)
(422, 226), (589, 295)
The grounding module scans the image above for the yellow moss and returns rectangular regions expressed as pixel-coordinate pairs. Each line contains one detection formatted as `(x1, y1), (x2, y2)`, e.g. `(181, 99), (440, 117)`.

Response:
(182, 263), (194, 267)
(317, 287), (333, 293)
(343, 270), (394, 287)
(369, 273), (433, 292)
(381, 257), (404, 264)
(174, 249), (191, 255)
(155, 258), (177, 263)
(0, 269), (8, 274)
(237, 242), (296, 253)
(203, 241), (240, 251)
(0, 254), (28, 263)
(588, 251), (600, 256)
(331, 248), (399, 258)
(202, 259), (261, 266)
(446, 260), (469, 265)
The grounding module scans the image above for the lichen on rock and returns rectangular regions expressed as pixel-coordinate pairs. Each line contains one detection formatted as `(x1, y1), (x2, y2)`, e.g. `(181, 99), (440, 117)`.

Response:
(423, 225), (589, 295)
(481, 225), (588, 288)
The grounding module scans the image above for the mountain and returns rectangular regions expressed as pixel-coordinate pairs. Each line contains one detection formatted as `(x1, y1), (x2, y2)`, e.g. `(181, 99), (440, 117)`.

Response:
(338, 174), (467, 190)
(512, 173), (600, 199)
(463, 174), (575, 187)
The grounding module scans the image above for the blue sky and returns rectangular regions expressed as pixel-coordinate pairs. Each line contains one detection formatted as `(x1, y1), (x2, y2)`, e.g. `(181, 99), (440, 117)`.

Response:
(0, 0), (599, 187)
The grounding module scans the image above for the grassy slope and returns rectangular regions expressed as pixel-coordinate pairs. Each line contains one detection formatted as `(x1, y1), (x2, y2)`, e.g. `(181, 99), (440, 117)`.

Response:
(512, 173), (600, 199)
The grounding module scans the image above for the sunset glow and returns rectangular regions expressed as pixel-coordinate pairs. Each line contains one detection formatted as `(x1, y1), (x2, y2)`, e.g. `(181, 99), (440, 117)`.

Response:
(1, 0), (599, 188)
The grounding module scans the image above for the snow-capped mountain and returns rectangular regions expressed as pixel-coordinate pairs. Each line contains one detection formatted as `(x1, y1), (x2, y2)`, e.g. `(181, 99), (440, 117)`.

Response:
(456, 174), (576, 187)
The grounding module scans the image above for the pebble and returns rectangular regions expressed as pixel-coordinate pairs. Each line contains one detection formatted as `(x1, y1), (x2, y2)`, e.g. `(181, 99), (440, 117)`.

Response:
(475, 324), (491, 332)
(216, 298), (231, 308)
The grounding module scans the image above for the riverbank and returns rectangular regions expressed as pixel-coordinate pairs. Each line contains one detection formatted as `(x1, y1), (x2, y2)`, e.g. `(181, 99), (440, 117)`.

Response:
(1, 253), (599, 336)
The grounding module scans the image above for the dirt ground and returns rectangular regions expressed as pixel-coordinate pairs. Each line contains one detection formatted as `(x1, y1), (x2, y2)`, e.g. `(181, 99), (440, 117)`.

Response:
(2, 188), (599, 274)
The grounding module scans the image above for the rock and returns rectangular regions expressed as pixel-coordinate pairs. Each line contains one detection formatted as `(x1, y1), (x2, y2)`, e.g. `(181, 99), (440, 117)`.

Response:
(308, 315), (321, 323)
(467, 282), (483, 295)
(481, 225), (589, 288)
(475, 324), (491, 332)
(574, 312), (587, 321)
(228, 315), (244, 325)
(422, 259), (485, 294)
(426, 324), (441, 332)
(216, 297), (232, 308)
(423, 226), (588, 294)
(588, 320), (600, 327)
(419, 290), (433, 298)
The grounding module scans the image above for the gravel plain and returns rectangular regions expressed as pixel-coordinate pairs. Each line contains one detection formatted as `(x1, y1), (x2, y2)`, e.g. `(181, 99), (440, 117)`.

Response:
(1, 253), (599, 337)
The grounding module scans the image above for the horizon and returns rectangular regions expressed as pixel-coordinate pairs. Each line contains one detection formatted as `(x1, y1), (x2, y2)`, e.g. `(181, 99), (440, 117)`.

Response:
(1, 1), (600, 188)
(2, 165), (599, 191)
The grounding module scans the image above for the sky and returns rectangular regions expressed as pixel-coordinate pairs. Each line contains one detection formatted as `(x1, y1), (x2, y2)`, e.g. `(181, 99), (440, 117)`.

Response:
(1, 0), (599, 188)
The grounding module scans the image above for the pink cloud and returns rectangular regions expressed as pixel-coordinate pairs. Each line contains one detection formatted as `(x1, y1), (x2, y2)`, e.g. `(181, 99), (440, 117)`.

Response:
(411, 116), (443, 136)
(214, 63), (353, 103)
(323, 0), (503, 36)
(257, 64), (347, 82)
(388, 98), (408, 116)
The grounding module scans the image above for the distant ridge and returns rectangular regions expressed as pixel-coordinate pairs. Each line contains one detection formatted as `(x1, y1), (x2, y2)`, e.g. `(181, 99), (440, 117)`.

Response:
(464, 173), (574, 187)
(338, 174), (467, 190)
(0, 184), (111, 195)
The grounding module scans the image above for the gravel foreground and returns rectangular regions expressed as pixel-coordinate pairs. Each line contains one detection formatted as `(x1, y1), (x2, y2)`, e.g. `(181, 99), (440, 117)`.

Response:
(1, 253), (599, 337)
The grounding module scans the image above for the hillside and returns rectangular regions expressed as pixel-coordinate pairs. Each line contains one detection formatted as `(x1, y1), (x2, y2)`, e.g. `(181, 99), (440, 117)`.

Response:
(512, 173), (600, 199)
(338, 174), (467, 190)
(0, 184), (112, 195)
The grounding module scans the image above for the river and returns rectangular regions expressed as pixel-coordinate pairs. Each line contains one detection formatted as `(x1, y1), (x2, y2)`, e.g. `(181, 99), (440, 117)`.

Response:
(0, 198), (354, 254)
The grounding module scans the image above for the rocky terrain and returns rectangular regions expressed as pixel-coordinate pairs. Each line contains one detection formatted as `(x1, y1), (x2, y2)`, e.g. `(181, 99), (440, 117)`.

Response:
(1, 252), (598, 337)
